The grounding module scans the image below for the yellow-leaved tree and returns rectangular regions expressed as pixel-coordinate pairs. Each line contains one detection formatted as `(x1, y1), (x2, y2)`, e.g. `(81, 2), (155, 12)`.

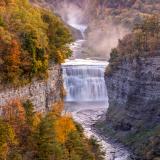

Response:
(54, 116), (76, 144)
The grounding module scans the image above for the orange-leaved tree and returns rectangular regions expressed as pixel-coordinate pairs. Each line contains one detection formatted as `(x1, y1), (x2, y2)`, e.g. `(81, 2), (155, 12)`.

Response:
(54, 116), (76, 144)
(4, 39), (21, 84)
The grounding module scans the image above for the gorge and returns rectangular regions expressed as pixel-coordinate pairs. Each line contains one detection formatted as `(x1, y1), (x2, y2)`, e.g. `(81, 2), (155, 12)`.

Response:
(0, 0), (160, 159)
(59, 1), (160, 159)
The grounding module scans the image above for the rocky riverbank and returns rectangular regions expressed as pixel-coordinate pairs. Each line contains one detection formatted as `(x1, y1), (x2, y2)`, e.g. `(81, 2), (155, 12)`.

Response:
(65, 102), (131, 160)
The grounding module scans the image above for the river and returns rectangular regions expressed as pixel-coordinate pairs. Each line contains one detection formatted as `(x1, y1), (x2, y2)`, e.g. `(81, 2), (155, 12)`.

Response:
(62, 24), (131, 160)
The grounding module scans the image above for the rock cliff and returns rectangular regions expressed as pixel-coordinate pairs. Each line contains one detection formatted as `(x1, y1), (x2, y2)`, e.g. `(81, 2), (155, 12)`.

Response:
(0, 65), (63, 112)
(105, 55), (160, 159)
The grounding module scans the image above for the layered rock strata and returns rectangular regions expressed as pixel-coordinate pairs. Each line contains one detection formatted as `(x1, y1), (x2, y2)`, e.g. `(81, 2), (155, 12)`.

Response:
(105, 56), (160, 159)
(0, 65), (63, 112)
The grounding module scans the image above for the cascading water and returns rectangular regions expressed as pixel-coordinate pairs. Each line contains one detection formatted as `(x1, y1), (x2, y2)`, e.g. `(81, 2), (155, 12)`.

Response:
(67, 19), (87, 38)
(62, 61), (108, 102)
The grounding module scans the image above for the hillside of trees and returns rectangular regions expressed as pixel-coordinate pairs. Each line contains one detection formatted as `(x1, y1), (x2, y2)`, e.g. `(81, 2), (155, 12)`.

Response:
(106, 15), (160, 75)
(40, 0), (160, 27)
(95, 0), (160, 28)
(0, 0), (72, 86)
(0, 100), (105, 160)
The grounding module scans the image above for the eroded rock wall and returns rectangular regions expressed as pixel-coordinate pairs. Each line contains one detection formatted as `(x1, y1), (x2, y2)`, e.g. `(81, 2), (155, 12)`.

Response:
(105, 56), (160, 159)
(0, 65), (63, 112)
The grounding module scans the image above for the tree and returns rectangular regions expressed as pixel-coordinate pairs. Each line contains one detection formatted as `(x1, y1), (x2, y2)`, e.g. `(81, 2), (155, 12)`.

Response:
(0, 16), (4, 26)
(33, 112), (63, 160)
(0, 99), (105, 160)
(89, 137), (105, 160)
(2, 100), (25, 126)
(51, 101), (64, 117)
(0, 119), (16, 160)
(4, 39), (21, 84)
(54, 116), (76, 144)
(133, 15), (160, 52)
(109, 48), (119, 62)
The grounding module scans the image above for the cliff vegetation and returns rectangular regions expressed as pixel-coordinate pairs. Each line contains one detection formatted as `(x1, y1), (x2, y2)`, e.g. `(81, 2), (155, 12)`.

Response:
(106, 15), (160, 76)
(94, 0), (160, 27)
(0, 0), (72, 86)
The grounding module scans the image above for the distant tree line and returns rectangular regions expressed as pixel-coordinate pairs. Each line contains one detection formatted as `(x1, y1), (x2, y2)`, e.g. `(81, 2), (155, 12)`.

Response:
(110, 15), (160, 62)
(106, 15), (160, 75)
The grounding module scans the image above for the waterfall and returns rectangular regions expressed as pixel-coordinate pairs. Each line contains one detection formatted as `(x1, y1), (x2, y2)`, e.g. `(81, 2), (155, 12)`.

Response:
(62, 59), (108, 102)
(69, 23), (87, 38)
(67, 19), (87, 38)
(62, 23), (108, 102)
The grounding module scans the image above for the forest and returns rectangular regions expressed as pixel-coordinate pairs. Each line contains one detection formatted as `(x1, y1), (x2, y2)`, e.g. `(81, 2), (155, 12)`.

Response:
(0, 0), (72, 86)
(106, 15), (160, 75)
(0, 100), (105, 160)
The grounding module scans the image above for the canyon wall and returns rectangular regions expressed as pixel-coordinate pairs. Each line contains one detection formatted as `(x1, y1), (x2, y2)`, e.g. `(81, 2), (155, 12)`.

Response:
(0, 65), (63, 112)
(105, 55), (160, 159)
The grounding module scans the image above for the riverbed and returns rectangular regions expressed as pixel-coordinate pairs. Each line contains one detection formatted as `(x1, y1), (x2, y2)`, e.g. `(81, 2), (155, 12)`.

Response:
(65, 102), (131, 160)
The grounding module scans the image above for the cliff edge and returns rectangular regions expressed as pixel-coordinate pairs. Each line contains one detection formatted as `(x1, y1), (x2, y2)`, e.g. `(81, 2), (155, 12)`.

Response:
(105, 56), (160, 159)
(103, 16), (160, 159)
(0, 65), (63, 112)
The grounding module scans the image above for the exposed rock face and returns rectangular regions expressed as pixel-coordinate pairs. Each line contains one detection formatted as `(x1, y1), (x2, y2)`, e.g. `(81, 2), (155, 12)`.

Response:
(105, 56), (160, 159)
(0, 65), (63, 112)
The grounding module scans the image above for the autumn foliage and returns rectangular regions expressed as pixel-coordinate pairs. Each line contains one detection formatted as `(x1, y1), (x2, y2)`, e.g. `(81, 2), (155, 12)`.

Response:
(55, 116), (76, 144)
(107, 15), (160, 74)
(0, 100), (104, 160)
(0, 0), (72, 86)
(2, 100), (25, 124)
(111, 15), (160, 59)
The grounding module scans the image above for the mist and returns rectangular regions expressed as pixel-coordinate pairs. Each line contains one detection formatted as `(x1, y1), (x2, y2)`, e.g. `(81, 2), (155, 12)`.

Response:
(51, 1), (129, 60)
(54, 1), (87, 30)
(84, 22), (129, 60)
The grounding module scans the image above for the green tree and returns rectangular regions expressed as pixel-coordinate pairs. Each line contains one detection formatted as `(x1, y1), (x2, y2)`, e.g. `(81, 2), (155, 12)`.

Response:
(33, 113), (63, 160)
(0, 16), (4, 26)
(0, 119), (16, 160)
